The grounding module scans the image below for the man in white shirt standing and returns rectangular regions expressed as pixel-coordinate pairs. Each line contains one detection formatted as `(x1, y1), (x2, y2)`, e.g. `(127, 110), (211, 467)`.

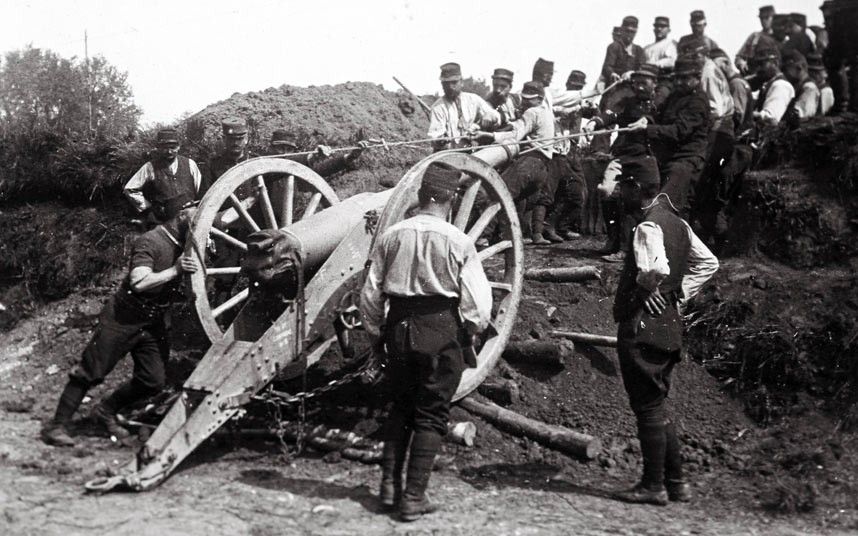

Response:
(609, 156), (718, 506)
(427, 63), (500, 151)
(360, 162), (492, 522)
(123, 128), (205, 224)
(644, 16), (677, 75)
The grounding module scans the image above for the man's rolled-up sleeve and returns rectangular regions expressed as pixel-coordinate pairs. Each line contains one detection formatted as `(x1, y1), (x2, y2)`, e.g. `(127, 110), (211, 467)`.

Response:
(359, 238), (388, 338)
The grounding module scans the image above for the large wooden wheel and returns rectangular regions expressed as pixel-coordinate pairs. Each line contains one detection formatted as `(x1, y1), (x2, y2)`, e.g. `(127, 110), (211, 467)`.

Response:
(372, 152), (524, 401)
(188, 157), (340, 342)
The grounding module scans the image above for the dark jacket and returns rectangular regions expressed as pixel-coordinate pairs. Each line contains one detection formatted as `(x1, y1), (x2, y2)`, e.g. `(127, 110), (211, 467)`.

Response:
(646, 86), (711, 165)
(601, 41), (646, 81)
(595, 91), (656, 158)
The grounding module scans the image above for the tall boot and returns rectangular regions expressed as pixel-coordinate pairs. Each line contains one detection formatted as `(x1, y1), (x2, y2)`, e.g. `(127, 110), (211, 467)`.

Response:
(94, 381), (150, 441)
(530, 206), (551, 245)
(614, 421), (668, 506)
(379, 430), (410, 511)
(400, 430), (442, 522)
(664, 420), (691, 502)
(41, 379), (88, 447)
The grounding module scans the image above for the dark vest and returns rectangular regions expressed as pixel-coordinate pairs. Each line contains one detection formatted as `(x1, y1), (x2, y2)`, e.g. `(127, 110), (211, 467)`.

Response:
(755, 74), (786, 112)
(142, 156), (196, 221)
(613, 201), (691, 325)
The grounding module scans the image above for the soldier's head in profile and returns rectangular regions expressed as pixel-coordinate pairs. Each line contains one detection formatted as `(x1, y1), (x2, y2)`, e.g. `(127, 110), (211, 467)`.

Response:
(269, 129), (299, 155)
(532, 58), (554, 88)
(566, 70), (586, 91)
(519, 81), (545, 112)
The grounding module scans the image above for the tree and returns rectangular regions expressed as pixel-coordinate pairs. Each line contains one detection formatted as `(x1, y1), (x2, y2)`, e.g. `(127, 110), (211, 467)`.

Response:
(0, 45), (140, 139)
(461, 76), (490, 97)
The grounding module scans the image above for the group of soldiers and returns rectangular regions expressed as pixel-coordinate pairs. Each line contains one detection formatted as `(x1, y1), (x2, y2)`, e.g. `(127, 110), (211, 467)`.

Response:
(39, 3), (838, 523)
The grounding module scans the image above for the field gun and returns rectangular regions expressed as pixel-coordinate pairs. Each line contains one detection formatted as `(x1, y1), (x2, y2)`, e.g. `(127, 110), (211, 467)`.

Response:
(85, 145), (526, 492)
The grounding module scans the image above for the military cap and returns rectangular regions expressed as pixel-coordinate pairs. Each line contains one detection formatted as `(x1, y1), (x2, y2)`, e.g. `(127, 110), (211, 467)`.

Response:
(621, 16), (639, 29)
(631, 64), (659, 79)
(270, 129), (297, 147)
(773, 13), (790, 27)
(419, 162), (460, 200)
(155, 127), (179, 145)
(492, 68), (514, 81)
(533, 58), (554, 75)
(709, 48), (729, 60)
(566, 70), (587, 87)
(790, 12), (807, 28)
(753, 46), (781, 63)
(759, 5), (775, 17)
(674, 55), (704, 76)
(439, 62), (462, 82)
(806, 52), (826, 71)
(653, 16), (670, 27)
(221, 117), (248, 137)
(690, 10), (706, 23)
(521, 81), (546, 99)
(620, 155), (660, 188)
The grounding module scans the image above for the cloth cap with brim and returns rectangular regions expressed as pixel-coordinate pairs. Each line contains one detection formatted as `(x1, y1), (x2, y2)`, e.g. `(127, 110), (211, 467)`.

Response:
(622, 15), (639, 29)
(709, 48), (729, 60)
(270, 129), (297, 146)
(440, 62), (462, 81)
(620, 156), (660, 188)
(631, 64), (659, 79)
(533, 58), (554, 76)
(566, 70), (587, 86)
(222, 118), (248, 137)
(678, 35), (707, 54)
(419, 162), (461, 200)
(753, 47), (780, 63)
(690, 10), (706, 23)
(521, 81), (546, 99)
(156, 128), (180, 145)
(773, 13), (790, 26)
(790, 12), (807, 27)
(759, 5), (775, 17)
(654, 16), (670, 27)
(492, 68), (514, 81)
(674, 56), (704, 76)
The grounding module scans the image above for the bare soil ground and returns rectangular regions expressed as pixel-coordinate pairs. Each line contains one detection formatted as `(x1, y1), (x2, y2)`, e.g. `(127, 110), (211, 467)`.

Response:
(2, 236), (856, 536)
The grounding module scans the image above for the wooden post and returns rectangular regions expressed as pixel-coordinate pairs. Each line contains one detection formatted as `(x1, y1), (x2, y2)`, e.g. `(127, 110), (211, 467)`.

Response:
(551, 330), (617, 348)
(459, 397), (602, 460)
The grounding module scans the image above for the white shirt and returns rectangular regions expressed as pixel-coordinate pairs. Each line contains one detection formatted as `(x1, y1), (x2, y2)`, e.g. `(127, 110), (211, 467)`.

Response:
(701, 58), (735, 119)
(758, 78), (796, 125)
(494, 104), (555, 159)
(644, 39), (678, 70)
(123, 158), (203, 213)
(632, 215), (719, 305)
(359, 214), (493, 338)
(427, 92), (500, 147)
(794, 80), (820, 119)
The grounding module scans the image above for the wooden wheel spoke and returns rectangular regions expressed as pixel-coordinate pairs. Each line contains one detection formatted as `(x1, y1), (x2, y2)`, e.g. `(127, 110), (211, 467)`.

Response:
(255, 176), (278, 229)
(210, 228), (248, 251)
(302, 192), (322, 220)
(467, 203), (502, 240)
(281, 175), (295, 226)
(229, 194), (261, 232)
(478, 240), (512, 262)
(206, 266), (242, 276)
(453, 179), (481, 231)
(211, 288), (249, 319)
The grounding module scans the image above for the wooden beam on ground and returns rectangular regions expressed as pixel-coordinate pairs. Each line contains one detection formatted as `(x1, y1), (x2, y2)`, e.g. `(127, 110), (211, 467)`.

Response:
(551, 331), (617, 348)
(458, 396), (602, 460)
(524, 266), (601, 283)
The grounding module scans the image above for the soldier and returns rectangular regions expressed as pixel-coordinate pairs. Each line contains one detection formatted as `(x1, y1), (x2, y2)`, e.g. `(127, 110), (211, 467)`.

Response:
(123, 128), (206, 224)
(360, 162), (492, 522)
(735, 5), (779, 75)
(484, 68), (520, 129)
(202, 117), (258, 187)
(644, 16), (678, 75)
(678, 10), (719, 53)
(601, 17), (647, 84)
(781, 13), (816, 59)
(626, 56), (711, 219)
(41, 202), (200, 447)
(711, 49), (753, 131)
(269, 129), (367, 177)
(751, 47), (796, 126)
(427, 63), (500, 151)
(807, 53), (835, 115)
(475, 81), (557, 244)
(609, 155), (718, 506)
(782, 51), (821, 123)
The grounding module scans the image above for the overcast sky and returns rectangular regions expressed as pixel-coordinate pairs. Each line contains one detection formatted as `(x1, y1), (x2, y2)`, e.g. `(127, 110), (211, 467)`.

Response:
(1, 0), (824, 126)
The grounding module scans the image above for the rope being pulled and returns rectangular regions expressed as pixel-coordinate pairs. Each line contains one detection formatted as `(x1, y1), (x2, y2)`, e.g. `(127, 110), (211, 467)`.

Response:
(246, 126), (636, 162)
